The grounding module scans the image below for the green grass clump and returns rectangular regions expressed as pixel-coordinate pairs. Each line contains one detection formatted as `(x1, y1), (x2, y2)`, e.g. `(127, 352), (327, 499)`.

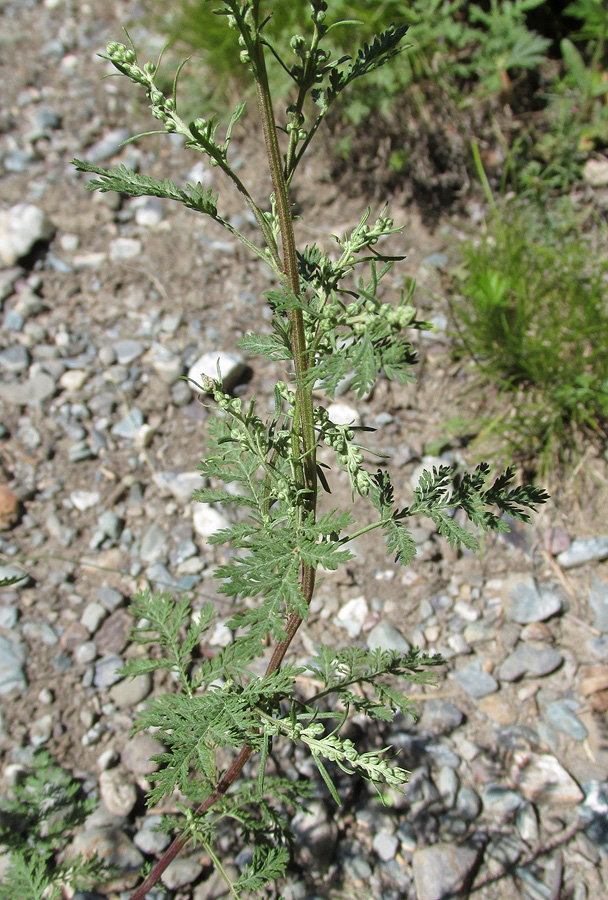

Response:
(450, 202), (608, 470)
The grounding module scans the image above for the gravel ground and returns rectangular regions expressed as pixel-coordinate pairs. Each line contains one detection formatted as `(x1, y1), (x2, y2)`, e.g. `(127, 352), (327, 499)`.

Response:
(1, 2), (608, 899)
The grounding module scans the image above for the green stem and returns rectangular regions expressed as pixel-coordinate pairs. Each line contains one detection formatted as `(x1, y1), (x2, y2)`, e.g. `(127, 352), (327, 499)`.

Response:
(253, 38), (317, 519)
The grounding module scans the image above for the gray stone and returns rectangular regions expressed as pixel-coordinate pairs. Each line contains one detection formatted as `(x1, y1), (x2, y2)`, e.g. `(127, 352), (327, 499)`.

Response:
(98, 768), (137, 817)
(516, 801), (539, 843)
(192, 503), (229, 540)
(0, 203), (55, 267)
(112, 339), (145, 365)
(481, 784), (523, 817)
(81, 602), (107, 634)
(22, 622), (58, 645)
(187, 350), (247, 393)
(373, 831), (399, 862)
(546, 701), (588, 741)
(97, 510), (123, 540)
(366, 621), (411, 655)
(84, 128), (131, 163)
(69, 826), (143, 873)
(412, 843), (481, 900)
(154, 470), (204, 504)
(589, 578), (608, 633)
(93, 654), (123, 688)
(455, 786), (481, 821)
(0, 372), (55, 406)
(139, 523), (168, 563)
(0, 345), (30, 373)
(170, 539), (198, 566)
(121, 733), (164, 776)
(437, 765), (459, 808)
(0, 634), (26, 693)
(134, 197), (165, 228)
(97, 586), (124, 611)
(498, 642), (563, 682)
(109, 237), (142, 263)
(134, 814), (171, 855)
(418, 700), (464, 735)
(291, 801), (337, 868)
(557, 536), (608, 568)
(112, 408), (144, 439)
(505, 576), (563, 623)
(334, 595), (369, 638)
(161, 857), (201, 889)
(453, 661), (498, 698)
(75, 642), (97, 665)
(110, 673), (152, 710)
(145, 343), (184, 384)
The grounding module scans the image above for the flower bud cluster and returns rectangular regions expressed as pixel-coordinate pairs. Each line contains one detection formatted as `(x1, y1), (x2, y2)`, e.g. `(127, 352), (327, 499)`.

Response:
(310, 0), (328, 24)
(314, 406), (371, 496)
(105, 42), (176, 132)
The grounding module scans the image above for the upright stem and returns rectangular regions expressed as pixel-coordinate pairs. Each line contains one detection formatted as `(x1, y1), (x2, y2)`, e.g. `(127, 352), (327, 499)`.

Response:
(128, 29), (319, 900)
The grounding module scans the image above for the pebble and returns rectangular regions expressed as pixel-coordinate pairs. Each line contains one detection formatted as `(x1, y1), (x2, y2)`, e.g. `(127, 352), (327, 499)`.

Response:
(139, 523), (168, 563)
(161, 857), (201, 889)
(121, 733), (164, 775)
(187, 350), (247, 393)
(145, 342), (184, 384)
(97, 510), (123, 540)
(583, 157), (608, 186)
(84, 127), (131, 163)
(504, 576), (563, 623)
(112, 339), (145, 365)
(134, 814), (171, 855)
(453, 660), (498, 697)
(70, 490), (100, 511)
(516, 801), (539, 843)
(437, 765), (459, 807)
(545, 700), (589, 741)
(498, 642), (563, 681)
(0, 203), (55, 266)
(112, 408), (144, 439)
(557, 536), (608, 568)
(455, 786), (482, 821)
(412, 843), (481, 900)
(418, 700), (464, 735)
(133, 197), (165, 228)
(95, 609), (133, 655)
(22, 621), (58, 645)
(110, 673), (152, 709)
(59, 369), (88, 391)
(478, 694), (518, 726)
(81, 602), (107, 633)
(98, 585), (124, 611)
(69, 825), (144, 874)
(154, 470), (204, 504)
(0, 634), (27, 693)
(334, 595), (369, 638)
(373, 831), (399, 862)
(99, 767), (137, 817)
(291, 801), (338, 868)
(75, 642), (97, 665)
(192, 503), (229, 539)
(481, 783), (523, 817)
(326, 402), (361, 426)
(588, 578), (608, 633)
(0, 345), (30, 373)
(93, 654), (123, 688)
(0, 372), (56, 406)
(366, 621), (411, 654)
(0, 485), (20, 530)
(516, 753), (583, 804)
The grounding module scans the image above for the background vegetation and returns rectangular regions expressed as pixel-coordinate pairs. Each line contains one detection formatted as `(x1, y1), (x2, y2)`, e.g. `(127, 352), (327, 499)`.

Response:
(140, 0), (608, 475)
